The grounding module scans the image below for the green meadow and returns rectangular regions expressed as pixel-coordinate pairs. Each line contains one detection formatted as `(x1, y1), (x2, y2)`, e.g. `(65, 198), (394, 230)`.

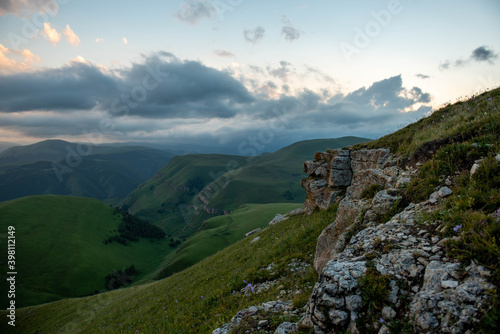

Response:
(0, 195), (174, 308)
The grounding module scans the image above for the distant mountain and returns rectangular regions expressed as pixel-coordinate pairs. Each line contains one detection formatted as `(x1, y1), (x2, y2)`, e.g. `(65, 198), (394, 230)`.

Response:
(124, 136), (370, 237)
(0, 139), (150, 166)
(0, 140), (175, 203)
(0, 195), (175, 308)
(0, 141), (18, 154)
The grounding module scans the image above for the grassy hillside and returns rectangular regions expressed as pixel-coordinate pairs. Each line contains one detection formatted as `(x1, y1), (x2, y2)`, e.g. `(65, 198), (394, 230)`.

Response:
(353, 88), (500, 158)
(0, 146), (174, 204)
(125, 137), (369, 237)
(156, 203), (302, 279)
(124, 154), (251, 237)
(0, 196), (175, 308)
(0, 205), (337, 334)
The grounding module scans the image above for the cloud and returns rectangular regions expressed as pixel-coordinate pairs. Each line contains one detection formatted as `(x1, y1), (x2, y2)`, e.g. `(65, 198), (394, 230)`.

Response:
(0, 61), (120, 112)
(0, 43), (41, 74)
(122, 37), (128, 45)
(269, 61), (294, 82)
(96, 38), (104, 43)
(471, 46), (498, 63)
(63, 25), (80, 47)
(213, 49), (234, 57)
(0, 53), (254, 119)
(0, 0), (58, 17)
(174, 0), (215, 25)
(41, 22), (61, 46)
(244, 26), (265, 44)
(281, 16), (302, 42)
(0, 53), (432, 152)
(305, 66), (335, 83)
(71, 56), (87, 64)
(439, 45), (498, 70)
(416, 73), (430, 79)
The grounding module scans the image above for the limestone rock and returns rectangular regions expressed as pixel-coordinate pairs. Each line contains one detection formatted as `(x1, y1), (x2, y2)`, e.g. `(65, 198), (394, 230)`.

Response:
(372, 189), (399, 216)
(314, 198), (368, 273)
(346, 168), (392, 200)
(274, 322), (298, 334)
(269, 213), (288, 225)
(437, 186), (453, 198)
(350, 148), (391, 173)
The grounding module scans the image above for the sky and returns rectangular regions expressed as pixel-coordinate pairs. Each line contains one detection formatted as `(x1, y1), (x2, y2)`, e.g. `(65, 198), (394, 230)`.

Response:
(0, 0), (499, 154)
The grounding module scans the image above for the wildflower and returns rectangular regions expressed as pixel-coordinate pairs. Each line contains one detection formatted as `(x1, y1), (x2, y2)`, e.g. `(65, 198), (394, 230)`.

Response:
(380, 318), (385, 323)
(247, 283), (254, 293)
(243, 280), (247, 284)
(201, 296), (204, 300)
(453, 224), (462, 232)
(232, 290), (236, 294)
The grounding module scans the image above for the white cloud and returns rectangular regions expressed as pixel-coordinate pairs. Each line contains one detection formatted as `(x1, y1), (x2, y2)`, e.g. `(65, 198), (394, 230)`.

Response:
(0, 43), (41, 73)
(71, 56), (87, 64)
(41, 22), (61, 46)
(122, 37), (128, 45)
(63, 25), (80, 47)
(96, 38), (104, 43)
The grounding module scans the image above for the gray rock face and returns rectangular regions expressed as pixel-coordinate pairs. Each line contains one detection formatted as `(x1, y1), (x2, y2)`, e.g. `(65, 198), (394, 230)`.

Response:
(329, 150), (352, 187)
(274, 322), (299, 334)
(372, 189), (399, 216)
(314, 198), (368, 273)
(301, 148), (394, 214)
(302, 201), (494, 334)
(350, 148), (391, 173)
(305, 148), (419, 274)
(212, 300), (293, 334)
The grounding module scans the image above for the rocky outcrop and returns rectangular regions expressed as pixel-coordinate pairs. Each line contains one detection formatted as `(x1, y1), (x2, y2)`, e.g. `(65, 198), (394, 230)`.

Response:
(301, 148), (393, 214)
(303, 148), (414, 273)
(301, 202), (494, 333)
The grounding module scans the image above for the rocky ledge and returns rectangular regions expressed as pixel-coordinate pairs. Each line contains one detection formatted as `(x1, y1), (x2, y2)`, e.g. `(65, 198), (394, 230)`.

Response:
(302, 201), (494, 333)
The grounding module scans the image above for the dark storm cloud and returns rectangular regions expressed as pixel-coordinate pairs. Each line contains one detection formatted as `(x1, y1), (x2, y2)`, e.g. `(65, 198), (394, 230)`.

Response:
(0, 62), (119, 112)
(174, 0), (215, 24)
(0, 53), (254, 119)
(243, 26), (265, 44)
(113, 55), (254, 118)
(439, 45), (498, 70)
